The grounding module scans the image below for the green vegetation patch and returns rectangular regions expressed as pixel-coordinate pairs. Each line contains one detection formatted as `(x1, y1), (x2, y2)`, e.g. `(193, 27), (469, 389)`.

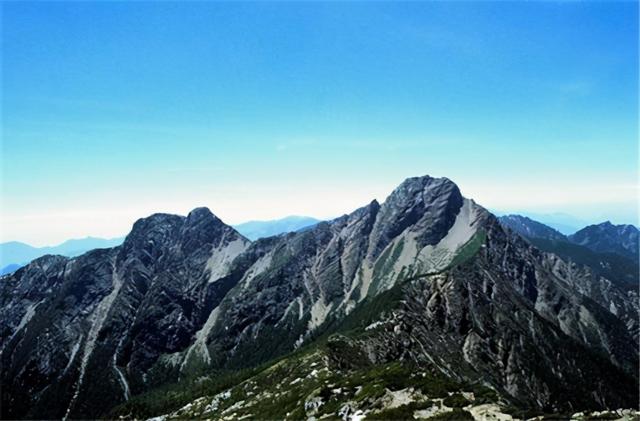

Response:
(447, 230), (486, 269)
(428, 408), (475, 420)
(110, 344), (500, 421)
(442, 393), (471, 408)
(107, 365), (261, 419)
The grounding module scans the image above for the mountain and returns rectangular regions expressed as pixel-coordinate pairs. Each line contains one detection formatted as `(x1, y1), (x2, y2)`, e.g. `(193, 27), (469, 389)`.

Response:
(499, 215), (638, 290)
(498, 214), (566, 241)
(0, 237), (125, 273)
(526, 237), (638, 291)
(569, 222), (639, 260)
(513, 212), (590, 235)
(492, 211), (590, 235)
(232, 216), (321, 240)
(1, 176), (638, 420)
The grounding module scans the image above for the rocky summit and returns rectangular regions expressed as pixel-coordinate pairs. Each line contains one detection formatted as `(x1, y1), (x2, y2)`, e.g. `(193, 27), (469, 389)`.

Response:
(1, 175), (638, 420)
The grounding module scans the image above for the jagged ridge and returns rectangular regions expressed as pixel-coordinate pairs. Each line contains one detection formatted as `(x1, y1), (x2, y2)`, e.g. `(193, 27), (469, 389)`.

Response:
(1, 175), (638, 419)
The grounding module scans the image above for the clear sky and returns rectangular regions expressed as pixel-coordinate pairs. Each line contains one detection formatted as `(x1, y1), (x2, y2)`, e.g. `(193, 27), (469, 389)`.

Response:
(2, 1), (638, 246)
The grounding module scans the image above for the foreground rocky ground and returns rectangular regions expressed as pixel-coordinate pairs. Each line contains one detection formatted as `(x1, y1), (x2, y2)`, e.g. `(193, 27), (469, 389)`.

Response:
(125, 344), (639, 421)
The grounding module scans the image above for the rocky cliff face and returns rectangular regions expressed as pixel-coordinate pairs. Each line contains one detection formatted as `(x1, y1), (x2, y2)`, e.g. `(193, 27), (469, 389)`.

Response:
(1, 176), (638, 419)
(1, 208), (249, 419)
(352, 216), (638, 411)
(174, 177), (480, 374)
(498, 215), (639, 291)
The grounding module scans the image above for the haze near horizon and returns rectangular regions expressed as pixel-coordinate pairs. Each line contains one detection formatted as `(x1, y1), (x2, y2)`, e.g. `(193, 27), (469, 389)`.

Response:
(2, 1), (638, 246)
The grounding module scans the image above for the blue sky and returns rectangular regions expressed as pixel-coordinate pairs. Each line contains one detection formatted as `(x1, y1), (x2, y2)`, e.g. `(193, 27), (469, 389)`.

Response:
(2, 1), (638, 245)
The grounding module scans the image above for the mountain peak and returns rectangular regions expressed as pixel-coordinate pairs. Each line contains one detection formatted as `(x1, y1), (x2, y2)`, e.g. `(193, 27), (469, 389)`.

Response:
(182, 206), (243, 245)
(122, 213), (186, 252)
(186, 207), (222, 226)
(128, 212), (184, 234)
(367, 175), (464, 259)
(187, 206), (215, 219)
(386, 175), (460, 208)
(395, 174), (456, 191)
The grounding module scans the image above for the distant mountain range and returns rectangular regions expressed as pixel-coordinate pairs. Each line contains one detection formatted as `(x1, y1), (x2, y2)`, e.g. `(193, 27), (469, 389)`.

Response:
(498, 214), (567, 242)
(0, 237), (125, 275)
(6, 213), (630, 276)
(232, 215), (321, 240)
(499, 214), (638, 259)
(0, 217), (323, 275)
(2, 175), (638, 419)
(492, 211), (592, 234)
(499, 214), (639, 289)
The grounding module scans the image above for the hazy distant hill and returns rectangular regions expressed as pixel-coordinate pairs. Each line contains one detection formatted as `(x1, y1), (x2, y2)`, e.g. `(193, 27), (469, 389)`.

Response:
(233, 215), (321, 240)
(498, 214), (566, 241)
(0, 237), (124, 274)
(519, 212), (590, 235)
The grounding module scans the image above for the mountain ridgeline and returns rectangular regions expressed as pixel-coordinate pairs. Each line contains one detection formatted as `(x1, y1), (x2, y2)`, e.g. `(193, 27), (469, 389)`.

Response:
(500, 214), (639, 259)
(1, 176), (638, 420)
(0, 237), (125, 275)
(569, 221), (639, 260)
(232, 216), (321, 241)
(499, 215), (639, 290)
(0, 218), (321, 275)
